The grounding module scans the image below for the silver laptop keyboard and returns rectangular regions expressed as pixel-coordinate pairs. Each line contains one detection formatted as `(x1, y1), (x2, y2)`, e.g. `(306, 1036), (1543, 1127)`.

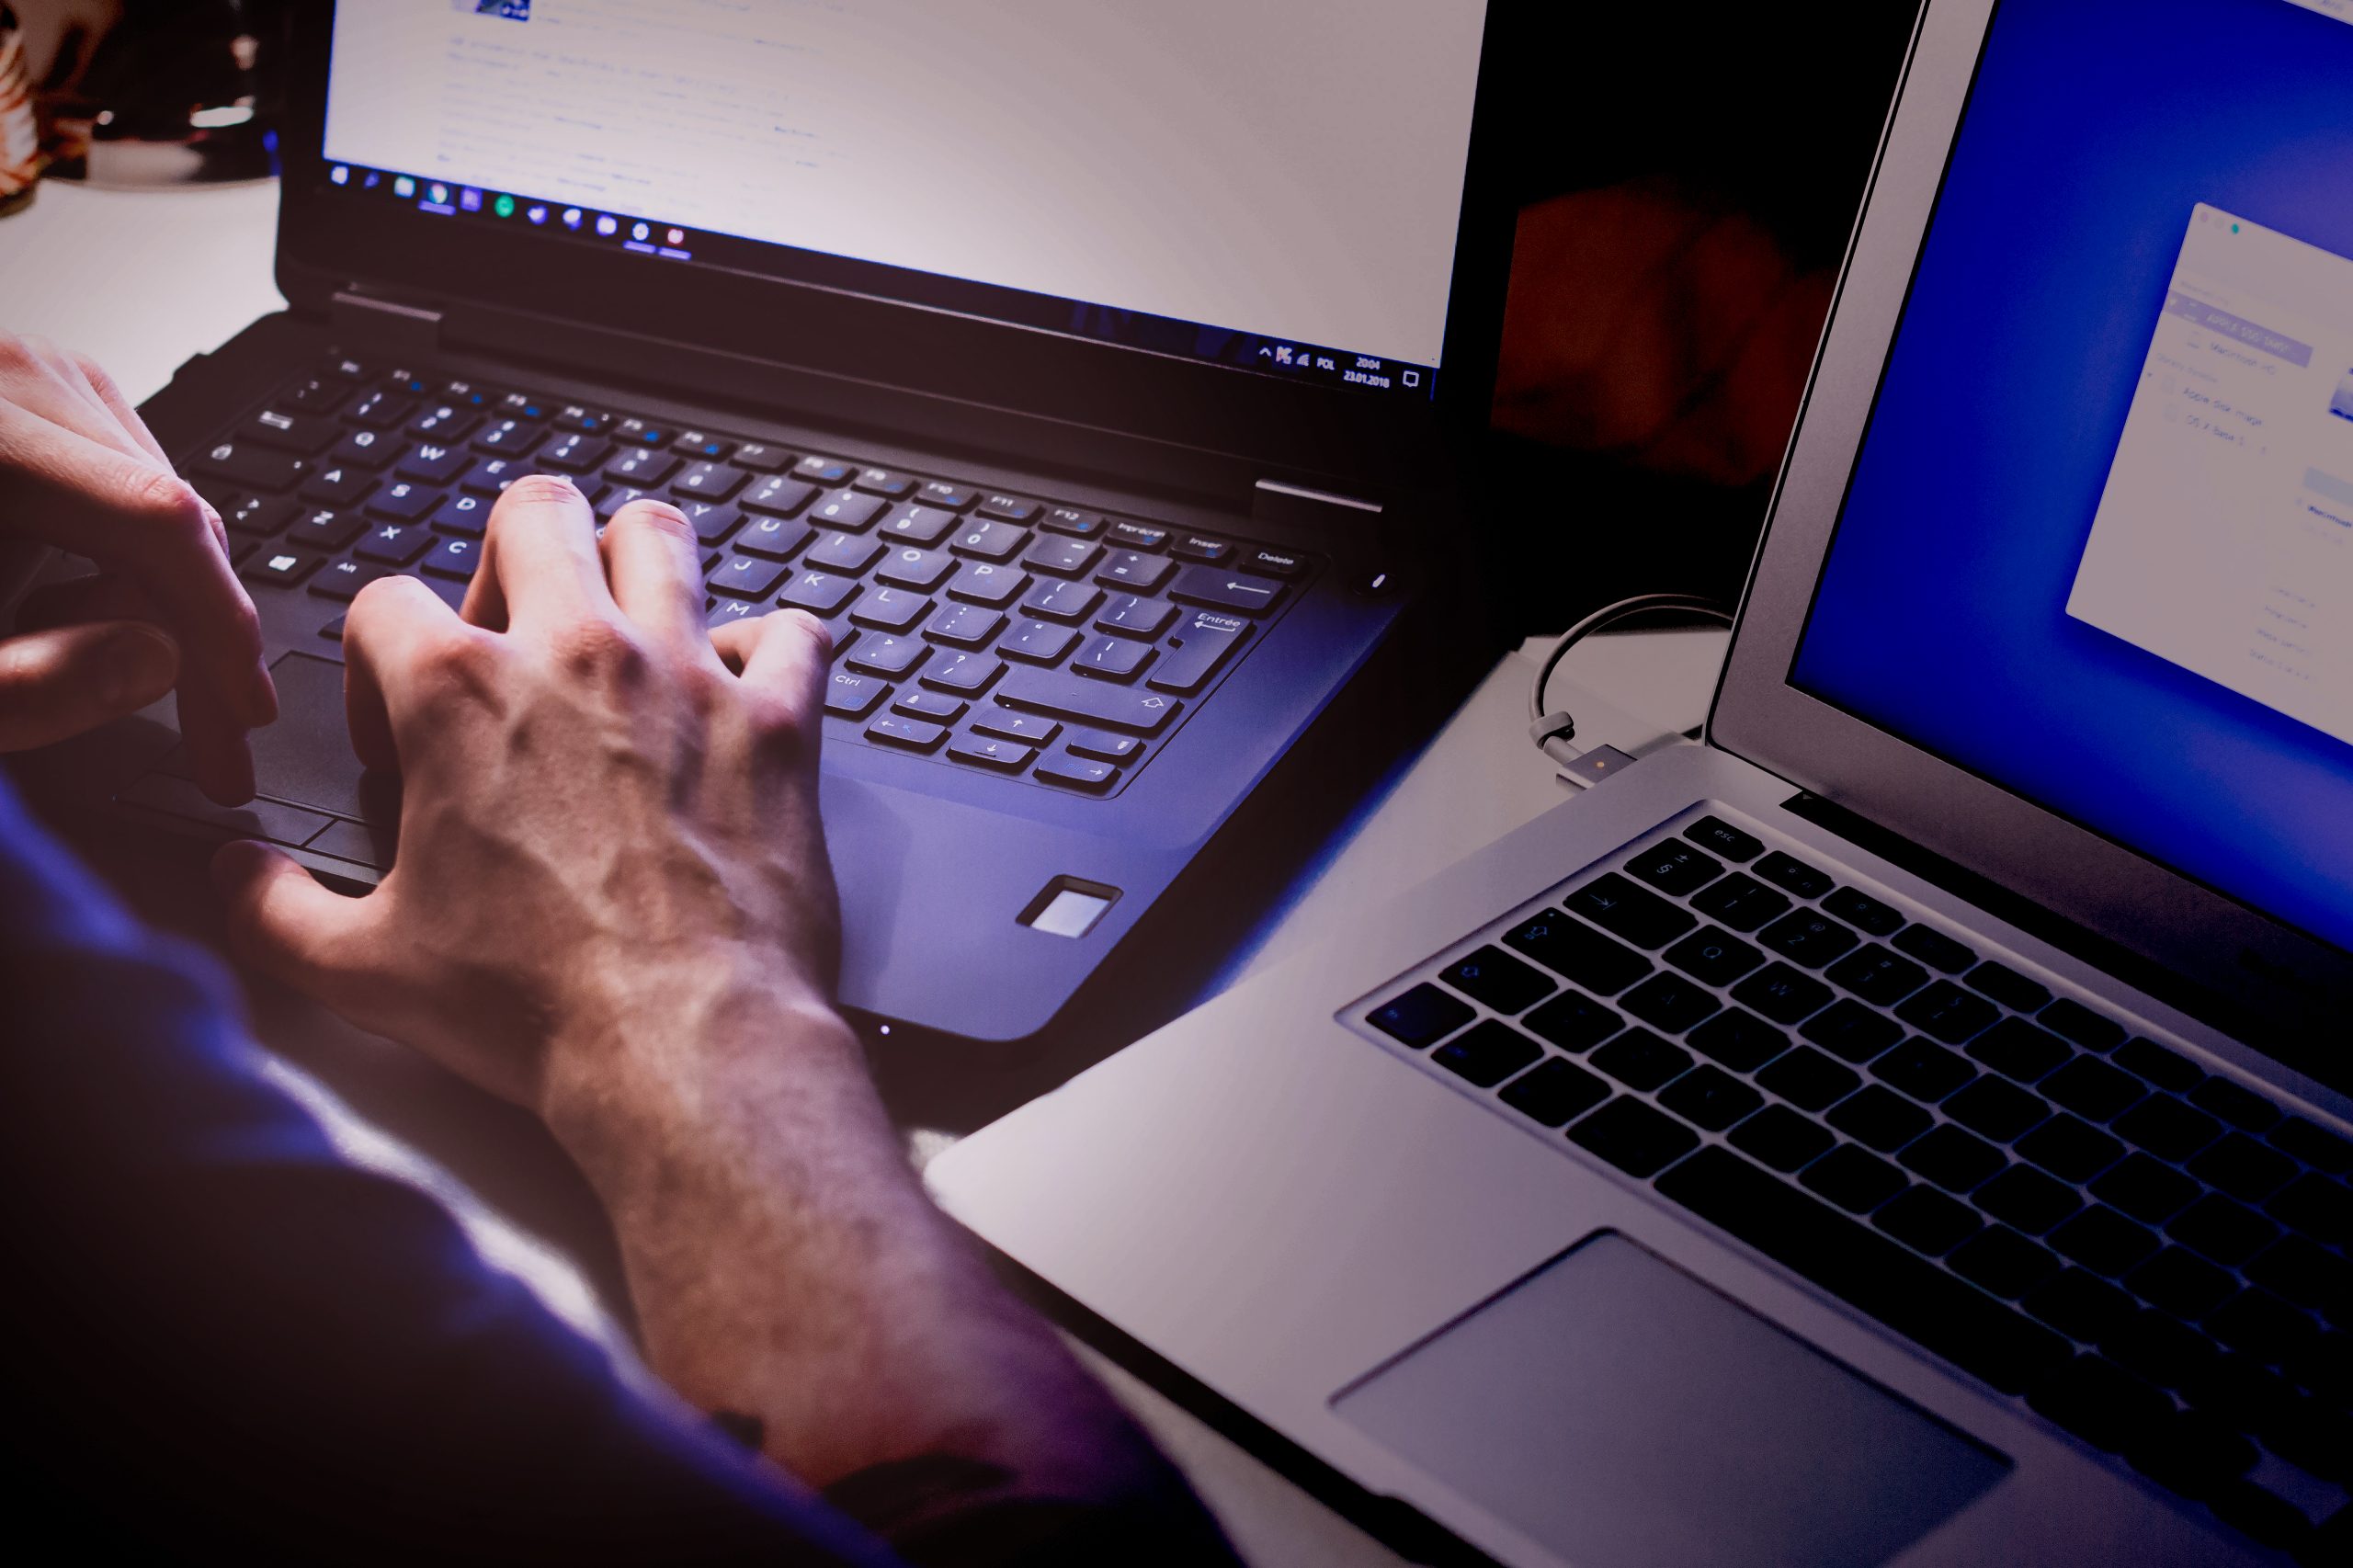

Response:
(1351, 806), (2350, 1554)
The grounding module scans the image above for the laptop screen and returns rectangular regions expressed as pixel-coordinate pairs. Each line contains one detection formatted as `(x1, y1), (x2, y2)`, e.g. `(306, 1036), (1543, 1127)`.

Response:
(315, 1), (1490, 403)
(1791, 0), (2353, 953)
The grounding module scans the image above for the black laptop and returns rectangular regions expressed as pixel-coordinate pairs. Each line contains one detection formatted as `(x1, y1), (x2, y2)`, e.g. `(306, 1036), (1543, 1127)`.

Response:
(52, 1), (1518, 1049)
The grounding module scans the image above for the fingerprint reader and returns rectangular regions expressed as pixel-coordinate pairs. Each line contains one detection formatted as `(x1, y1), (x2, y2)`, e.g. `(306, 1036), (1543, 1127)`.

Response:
(1029, 891), (1110, 938)
(1019, 877), (1120, 938)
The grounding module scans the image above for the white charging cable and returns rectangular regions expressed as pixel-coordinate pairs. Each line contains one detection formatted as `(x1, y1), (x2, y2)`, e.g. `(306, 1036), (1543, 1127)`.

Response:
(1529, 592), (1734, 788)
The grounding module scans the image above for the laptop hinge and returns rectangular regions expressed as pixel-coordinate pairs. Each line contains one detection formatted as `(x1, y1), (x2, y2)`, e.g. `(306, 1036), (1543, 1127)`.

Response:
(329, 290), (444, 358)
(1252, 477), (1384, 532)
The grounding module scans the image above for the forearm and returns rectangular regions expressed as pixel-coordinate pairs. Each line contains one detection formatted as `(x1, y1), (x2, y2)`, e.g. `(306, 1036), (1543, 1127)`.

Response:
(0, 784), (898, 1564)
(544, 970), (1201, 1542)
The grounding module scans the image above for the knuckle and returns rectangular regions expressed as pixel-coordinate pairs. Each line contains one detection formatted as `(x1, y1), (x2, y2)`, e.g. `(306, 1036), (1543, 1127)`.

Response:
(748, 690), (821, 754)
(0, 634), (38, 688)
(72, 350), (122, 398)
(222, 592), (262, 651)
(129, 468), (210, 531)
(676, 659), (730, 716)
(553, 614), (651, 684)
(409, 625), (496, 700)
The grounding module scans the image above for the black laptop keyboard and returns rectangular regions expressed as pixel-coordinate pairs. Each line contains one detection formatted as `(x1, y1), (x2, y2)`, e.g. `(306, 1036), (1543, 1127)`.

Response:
(1358, 810), (2351, 1555)
(188, 358), (1313, 797)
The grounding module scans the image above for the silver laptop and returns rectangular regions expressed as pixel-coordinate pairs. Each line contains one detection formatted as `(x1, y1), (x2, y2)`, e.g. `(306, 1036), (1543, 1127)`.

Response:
(928, 1), (2353, 1562)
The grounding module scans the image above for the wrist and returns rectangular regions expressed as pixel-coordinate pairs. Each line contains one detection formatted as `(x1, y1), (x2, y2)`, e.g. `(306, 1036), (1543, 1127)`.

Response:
(538, 954), (871, 1200)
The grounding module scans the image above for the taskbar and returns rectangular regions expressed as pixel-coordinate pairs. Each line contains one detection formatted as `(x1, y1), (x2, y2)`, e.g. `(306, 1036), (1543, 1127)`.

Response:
(320, 161), (1440, 403)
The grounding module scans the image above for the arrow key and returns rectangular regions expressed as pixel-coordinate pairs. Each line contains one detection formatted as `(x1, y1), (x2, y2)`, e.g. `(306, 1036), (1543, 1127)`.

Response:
(1036, 754), (1119, 792)
(947, 734), (1036, 773)
(971, 710), (1062, 746)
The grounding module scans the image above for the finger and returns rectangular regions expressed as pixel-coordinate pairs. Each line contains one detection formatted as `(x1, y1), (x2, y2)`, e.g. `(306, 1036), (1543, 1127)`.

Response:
(731, 608), (833, 756)
(176, 673), (258, 805)
(0, 407), (276, 727)
(455, 540), (509, 631)
(18, 574), (257, 802)
(210, 840), (386, 1016)
(472, 474), (611, 631)
(707, 605), (835, 675)
(0, 621), (178, 752)
(14, 571), (158, 631)
(599, 499), (715, 659)
(341, 573), (472, 774)
(12, 570), (254, 801)
(68, 348), (172, 468)
(708, 609), (764, 673)
(0, 335), (144, 458)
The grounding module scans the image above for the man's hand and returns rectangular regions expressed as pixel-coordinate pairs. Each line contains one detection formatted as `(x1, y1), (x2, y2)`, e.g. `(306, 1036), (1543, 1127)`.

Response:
(209, 475), (843, 1118)
(209, 479), (1205, 1548)
(0, 332), (277, 801)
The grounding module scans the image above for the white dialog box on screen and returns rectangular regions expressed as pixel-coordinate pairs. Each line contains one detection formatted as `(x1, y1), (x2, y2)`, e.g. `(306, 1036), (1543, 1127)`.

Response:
(2067, 205), (2353, 745)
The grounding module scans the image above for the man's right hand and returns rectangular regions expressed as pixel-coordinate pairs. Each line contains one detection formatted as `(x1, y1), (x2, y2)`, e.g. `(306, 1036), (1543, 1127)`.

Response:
(0, 332), (277, 801)
(210, 478), (1224, 1554)
(209, 475), (847, 1122)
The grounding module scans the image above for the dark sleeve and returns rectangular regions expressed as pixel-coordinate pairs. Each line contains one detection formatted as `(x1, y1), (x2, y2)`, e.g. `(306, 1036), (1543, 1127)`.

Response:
(0, 772), (907, 1568)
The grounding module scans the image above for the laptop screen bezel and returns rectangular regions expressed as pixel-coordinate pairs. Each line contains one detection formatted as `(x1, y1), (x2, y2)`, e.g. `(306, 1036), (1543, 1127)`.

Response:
(270, 2), (1521, 483)
(1709, 0), (2353, 1061)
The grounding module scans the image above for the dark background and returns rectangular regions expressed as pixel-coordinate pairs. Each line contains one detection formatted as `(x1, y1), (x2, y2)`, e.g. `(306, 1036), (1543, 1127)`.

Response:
(1477, 6), (1923, 634)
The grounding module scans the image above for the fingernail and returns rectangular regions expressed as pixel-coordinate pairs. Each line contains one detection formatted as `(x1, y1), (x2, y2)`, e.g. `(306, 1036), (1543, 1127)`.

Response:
(98, 625), (179, 710)
(780, 608), (834, 653)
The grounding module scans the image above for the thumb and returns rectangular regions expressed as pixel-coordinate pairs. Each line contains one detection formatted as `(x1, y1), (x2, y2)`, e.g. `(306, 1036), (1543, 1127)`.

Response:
(210, 839), (384, 1013)
(0, 620), (179, 752)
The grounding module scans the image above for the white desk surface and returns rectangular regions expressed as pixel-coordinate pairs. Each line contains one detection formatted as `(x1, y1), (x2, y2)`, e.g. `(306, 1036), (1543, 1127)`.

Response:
(1, 180), (1731, 1567)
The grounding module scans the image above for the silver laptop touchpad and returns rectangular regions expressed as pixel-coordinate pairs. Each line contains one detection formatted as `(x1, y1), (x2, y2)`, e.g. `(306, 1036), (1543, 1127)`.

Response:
(1332, 1232), (2006, 1568)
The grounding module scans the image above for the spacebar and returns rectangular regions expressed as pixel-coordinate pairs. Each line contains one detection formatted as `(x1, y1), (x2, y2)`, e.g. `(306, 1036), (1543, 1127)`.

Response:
(995, 669), (1183, 734)
(1655, 1147), (2067, 1395)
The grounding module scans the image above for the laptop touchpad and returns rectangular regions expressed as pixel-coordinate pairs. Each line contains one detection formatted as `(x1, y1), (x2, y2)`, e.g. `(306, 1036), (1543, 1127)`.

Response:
(1332, 1233), (2006, 1568)
(249, 652), (377, 822)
